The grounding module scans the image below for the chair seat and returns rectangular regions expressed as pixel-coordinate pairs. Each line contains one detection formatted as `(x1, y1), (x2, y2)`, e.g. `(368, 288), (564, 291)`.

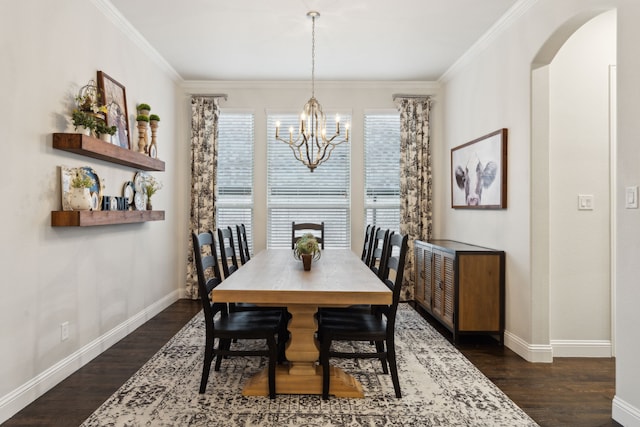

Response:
(319, 311), (387, 339)
(214, 310), (283, 338)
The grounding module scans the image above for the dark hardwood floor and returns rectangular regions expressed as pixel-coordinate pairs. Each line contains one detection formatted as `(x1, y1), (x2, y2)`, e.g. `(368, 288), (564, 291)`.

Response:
(3, 300), (618, 427)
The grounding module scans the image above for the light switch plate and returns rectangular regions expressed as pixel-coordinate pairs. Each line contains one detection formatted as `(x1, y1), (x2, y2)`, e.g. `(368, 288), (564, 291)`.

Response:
(578, 194), (594, 211)
(625, 186), (638, 209)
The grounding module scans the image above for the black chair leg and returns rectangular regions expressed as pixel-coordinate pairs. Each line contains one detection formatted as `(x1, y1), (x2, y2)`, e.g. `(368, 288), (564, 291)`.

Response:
(321, 337), (331, 400)
(375, 340), (389, 374)
(200, 340), (214, 394)
(215, 339), (231, 371)
(267, 336), (277, 399)
(387, 338), (401, 398)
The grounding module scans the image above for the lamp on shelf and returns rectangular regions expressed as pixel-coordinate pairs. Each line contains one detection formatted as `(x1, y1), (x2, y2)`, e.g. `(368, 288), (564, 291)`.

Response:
(274, 11), (349, 172)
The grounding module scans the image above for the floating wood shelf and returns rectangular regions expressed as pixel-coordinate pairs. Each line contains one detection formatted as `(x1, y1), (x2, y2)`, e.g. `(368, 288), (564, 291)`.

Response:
(53, 133), (165, 171)
(51, 210), (165, 227)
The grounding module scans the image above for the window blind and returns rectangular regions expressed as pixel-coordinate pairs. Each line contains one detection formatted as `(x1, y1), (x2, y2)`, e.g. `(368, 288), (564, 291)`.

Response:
(216, 111), (254, 253)
(267, 113), (351, 248)
(364, 112), (401, 233)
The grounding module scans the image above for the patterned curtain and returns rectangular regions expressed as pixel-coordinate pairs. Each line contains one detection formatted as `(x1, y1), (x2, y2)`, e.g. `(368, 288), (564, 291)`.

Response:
(396, 97), (433, 301)
(185, 96), (221, 299)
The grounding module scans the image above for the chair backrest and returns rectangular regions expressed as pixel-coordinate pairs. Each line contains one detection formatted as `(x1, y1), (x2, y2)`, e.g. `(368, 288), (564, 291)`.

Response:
(369, 228), (391, 277)
(191, 230), (227, 324)
(217, 226), (239, 278)
(378, 232), (409, 329)
(361, 224), (377, 265)
(291, 222), (325, 249)
(236, 224), (251, 265)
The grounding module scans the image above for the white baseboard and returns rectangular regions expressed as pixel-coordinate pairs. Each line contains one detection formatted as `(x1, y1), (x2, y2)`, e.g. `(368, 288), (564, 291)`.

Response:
(550, 340), (613, 358)
(612, 395), (640, 427)
(0, 290), (180, 424)
(504, 329), (554, 363)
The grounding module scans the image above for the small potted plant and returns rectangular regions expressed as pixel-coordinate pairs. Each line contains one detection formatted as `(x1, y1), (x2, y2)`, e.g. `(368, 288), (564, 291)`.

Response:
(95, 120), (117, 143)
(143, 175), (162, 210)
(136, 103), (151, 116)
(69, 169), (95, 211)
(71, 109), (97, 136)
(149, 114), (160, 123)
(293, 233), (321, 271)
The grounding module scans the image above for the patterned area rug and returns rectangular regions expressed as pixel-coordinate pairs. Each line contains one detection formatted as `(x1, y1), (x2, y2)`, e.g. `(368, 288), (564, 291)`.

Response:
(82, 304), (538, 426)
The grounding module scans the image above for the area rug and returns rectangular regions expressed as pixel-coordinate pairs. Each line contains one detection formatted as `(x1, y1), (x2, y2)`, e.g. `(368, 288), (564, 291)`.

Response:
(81, 304), (538, 426)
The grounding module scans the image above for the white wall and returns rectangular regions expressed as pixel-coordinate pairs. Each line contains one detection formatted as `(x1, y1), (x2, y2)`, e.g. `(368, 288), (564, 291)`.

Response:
(548, 10), (615, 350)
(441, 0), (640, 424)
(0, 0), (182, 422)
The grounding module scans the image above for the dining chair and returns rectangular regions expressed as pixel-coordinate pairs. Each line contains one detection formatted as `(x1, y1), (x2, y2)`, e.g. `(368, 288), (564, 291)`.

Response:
(217, 226), (239, 279)
(220, 226), (275, 314)
(369, 228), (391, 278)
(191, 230), (284, 398)
(361, 224), (377, 266)
(236, 223), (251, 265)
(291, 222), (325, 249)
(318, 232), (409, 399)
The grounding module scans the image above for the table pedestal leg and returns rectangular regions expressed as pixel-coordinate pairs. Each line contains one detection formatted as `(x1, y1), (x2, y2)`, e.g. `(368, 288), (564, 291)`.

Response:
(242, 304), (364, 397)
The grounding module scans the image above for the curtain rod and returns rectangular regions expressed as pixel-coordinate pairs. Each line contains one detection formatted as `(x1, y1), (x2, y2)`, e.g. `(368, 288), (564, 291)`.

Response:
(392, 94), (433, 100)
(191, 93), (228, 100)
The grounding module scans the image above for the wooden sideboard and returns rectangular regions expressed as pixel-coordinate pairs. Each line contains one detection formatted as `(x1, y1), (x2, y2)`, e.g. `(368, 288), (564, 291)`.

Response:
(414, 240), (505, 344)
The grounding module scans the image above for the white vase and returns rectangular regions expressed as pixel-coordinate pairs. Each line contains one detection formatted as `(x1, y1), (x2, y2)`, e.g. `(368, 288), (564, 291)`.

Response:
(76, 126), (91, 136)
(100, 133), (112, 143)
(69, 187), (92, 211)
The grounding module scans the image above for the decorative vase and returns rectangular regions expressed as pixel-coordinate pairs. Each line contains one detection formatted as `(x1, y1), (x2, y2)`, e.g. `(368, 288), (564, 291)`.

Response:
(147, 198), (153, 210)
(137, 121), (148, 154)
(76, 126), (91, 136)
(100, 133), (111, 143)
(301, 253), (312, 271)
(69, 187), (92, 211)
(149, 120), (159, 158)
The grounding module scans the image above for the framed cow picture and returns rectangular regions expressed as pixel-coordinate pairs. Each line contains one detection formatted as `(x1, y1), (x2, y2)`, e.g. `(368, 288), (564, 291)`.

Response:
(451, 128), (507, 209)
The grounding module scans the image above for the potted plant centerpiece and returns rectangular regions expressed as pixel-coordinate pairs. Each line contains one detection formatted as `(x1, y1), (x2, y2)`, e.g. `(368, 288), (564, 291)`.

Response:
(293, 233), (321, 271)
(69, 169), (95, 211)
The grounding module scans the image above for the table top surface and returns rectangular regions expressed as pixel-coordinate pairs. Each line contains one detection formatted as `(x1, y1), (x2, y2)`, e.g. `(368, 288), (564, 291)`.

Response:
(212, 249), (392, 306)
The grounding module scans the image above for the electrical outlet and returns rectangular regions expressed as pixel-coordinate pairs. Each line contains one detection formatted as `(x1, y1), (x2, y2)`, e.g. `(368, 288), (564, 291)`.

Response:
(61, 321), (69, 341)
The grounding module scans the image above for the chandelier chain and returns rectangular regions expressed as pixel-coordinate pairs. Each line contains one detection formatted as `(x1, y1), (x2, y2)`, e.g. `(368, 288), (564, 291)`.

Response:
(311, 14), (316, 99)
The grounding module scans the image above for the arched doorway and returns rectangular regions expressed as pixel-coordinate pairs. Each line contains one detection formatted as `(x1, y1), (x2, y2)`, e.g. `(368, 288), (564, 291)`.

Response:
(531, 9), (616, 358)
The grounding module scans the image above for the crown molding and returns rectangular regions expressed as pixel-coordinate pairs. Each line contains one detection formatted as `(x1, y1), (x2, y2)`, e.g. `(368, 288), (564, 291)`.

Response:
(439, 0), (538, 83)
(182, 80), (440, 93)
(91, 0), (182, 82)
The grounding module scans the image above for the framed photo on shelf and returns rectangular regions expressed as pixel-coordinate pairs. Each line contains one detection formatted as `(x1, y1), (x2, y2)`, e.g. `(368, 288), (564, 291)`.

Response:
(451, 128), (507, 209)
(97, 71), (131, 150)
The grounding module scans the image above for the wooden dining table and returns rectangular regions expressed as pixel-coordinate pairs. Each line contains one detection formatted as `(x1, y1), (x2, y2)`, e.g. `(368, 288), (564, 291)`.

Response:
(211, 248), (392, 397)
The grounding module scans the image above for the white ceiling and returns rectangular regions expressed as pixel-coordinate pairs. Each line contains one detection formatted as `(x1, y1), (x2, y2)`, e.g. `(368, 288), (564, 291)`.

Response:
(108, 0), (519, 81)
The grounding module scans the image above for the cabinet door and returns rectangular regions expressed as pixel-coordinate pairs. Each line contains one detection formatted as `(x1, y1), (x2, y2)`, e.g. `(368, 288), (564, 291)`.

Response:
(414, 245), (426, 307)
(423, 247), (433, 309)
(432, 250), (455, 328)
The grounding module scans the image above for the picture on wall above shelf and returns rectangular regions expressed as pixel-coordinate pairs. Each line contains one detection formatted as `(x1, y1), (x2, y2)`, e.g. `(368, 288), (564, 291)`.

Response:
(53, 133), (165, 171)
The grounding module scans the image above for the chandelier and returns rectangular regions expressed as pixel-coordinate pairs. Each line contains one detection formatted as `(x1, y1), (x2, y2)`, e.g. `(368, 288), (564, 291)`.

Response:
(275, 11), (349, 172)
